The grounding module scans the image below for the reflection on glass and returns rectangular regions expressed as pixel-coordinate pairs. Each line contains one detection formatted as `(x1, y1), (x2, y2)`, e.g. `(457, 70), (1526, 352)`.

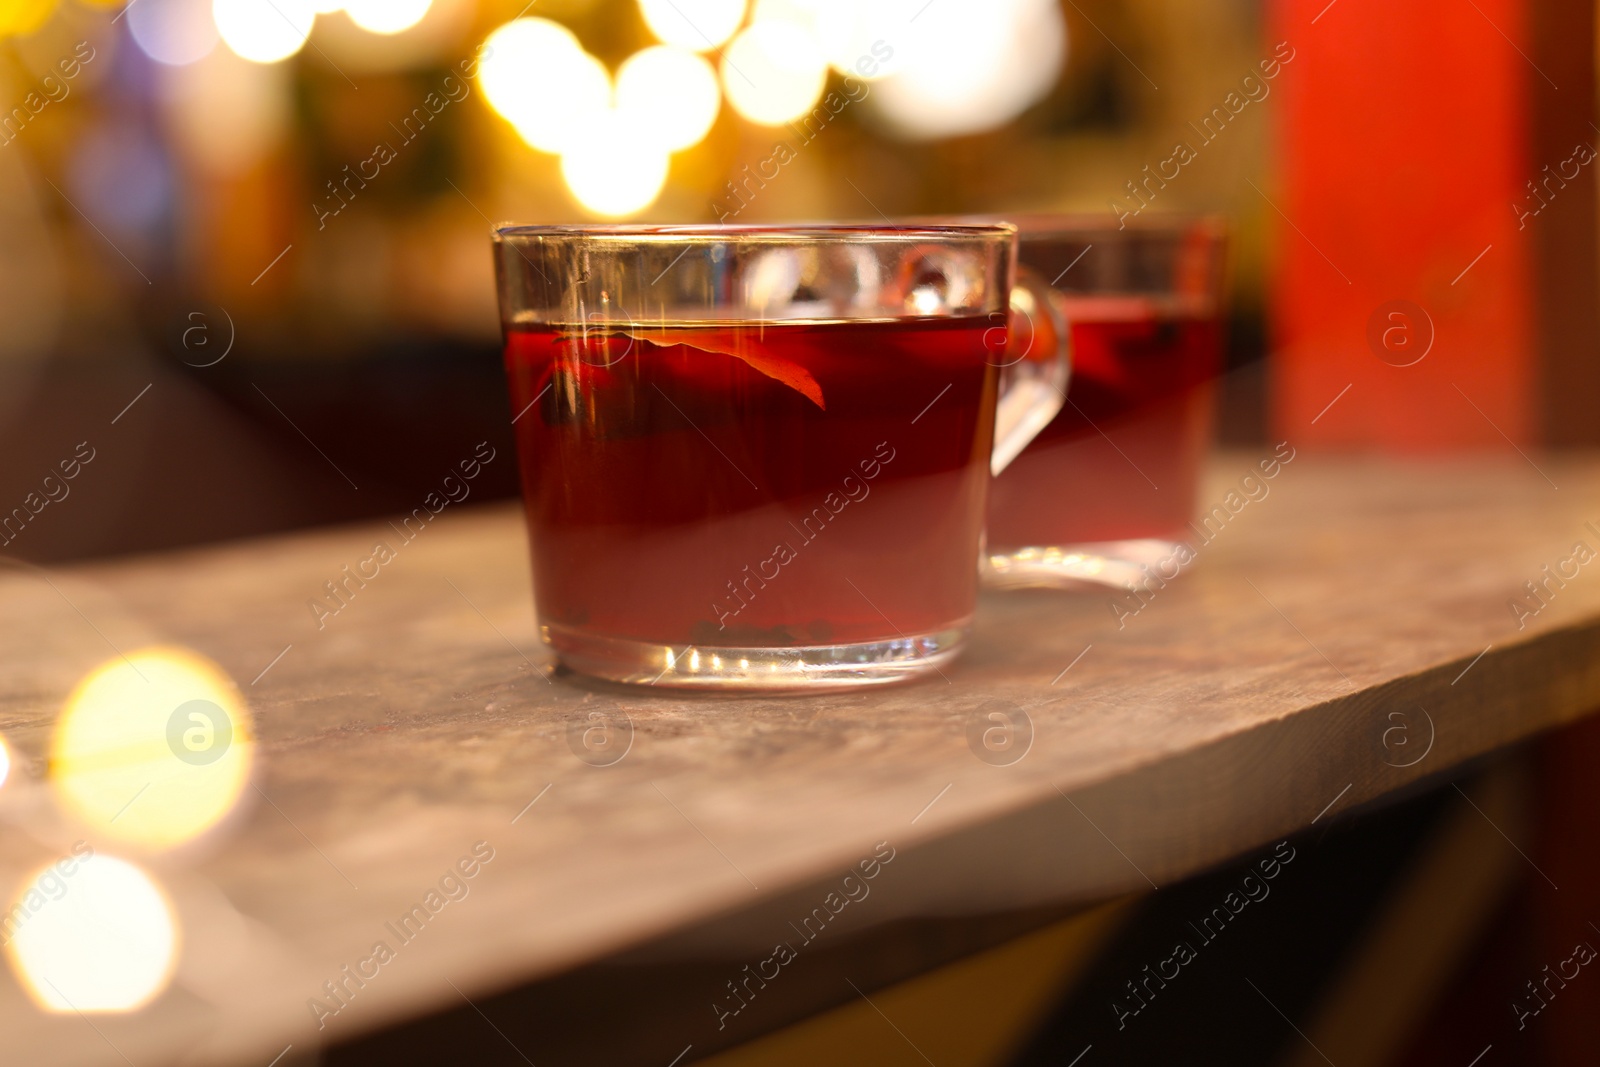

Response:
(52, 647), (253, 851)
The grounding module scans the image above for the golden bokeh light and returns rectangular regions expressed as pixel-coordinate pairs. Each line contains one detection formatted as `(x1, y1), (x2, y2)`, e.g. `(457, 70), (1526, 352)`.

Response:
(720, 20), (828, 126)
(212, 0), (316, 63)
(6, 852), (178, 1013)
(479, 18), (612, 155)
(344, 0), (431, 35)
(52, 647), (254, 852)
(616, 45), (721, 153)
(0, 0), (57, 39)
(560, 110), (670, 217)
(638, 0), (746, 52)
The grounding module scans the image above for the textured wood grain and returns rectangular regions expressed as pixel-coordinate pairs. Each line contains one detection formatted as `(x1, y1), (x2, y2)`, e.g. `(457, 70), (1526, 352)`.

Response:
(1, 454), (1598, 1066)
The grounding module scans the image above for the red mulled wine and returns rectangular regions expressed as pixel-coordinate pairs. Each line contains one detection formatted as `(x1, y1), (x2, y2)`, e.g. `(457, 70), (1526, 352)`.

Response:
(504, 318), (999, 653)
(986, 295), (1222, 549)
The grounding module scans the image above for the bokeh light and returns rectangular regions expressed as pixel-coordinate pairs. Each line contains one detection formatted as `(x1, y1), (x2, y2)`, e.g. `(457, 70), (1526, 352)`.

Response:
(479, 18), (612, 155)
(127, 0), (220, 67)
(720, 20), (827, 126)
(0, 734), (11, 791)
(638, 0), (746, 52)
(344, 0), (431, 35)
(561, 110), (669, 217)
(616, 45), (721, 153)
(752, 0), (823, 32)
(0, 0), (56, 39)
(812, 0), (906, 80)
(870, 0), (1065, 139)
(69, 123), (171, 234)
(52, 648), (253, 852)
(563, 109), (668, 217)
(213, 0), (316, 64)
(6, 853), (178, 1013)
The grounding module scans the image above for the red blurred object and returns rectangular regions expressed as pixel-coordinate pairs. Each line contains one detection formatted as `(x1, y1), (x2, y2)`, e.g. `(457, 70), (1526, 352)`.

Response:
(1269, 0), (1544, 447)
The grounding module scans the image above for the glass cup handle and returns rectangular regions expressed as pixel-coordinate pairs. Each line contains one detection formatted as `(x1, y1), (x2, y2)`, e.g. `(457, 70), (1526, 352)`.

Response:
(990, 266), (1071, 476)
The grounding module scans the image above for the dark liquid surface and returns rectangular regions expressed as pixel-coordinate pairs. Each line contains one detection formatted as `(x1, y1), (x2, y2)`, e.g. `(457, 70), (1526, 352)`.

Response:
(504, 318), (998, 648)
(988, 296), (1221, 548)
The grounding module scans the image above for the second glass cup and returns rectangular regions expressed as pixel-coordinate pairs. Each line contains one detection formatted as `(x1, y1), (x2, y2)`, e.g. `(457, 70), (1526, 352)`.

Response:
(984, 216), (1228, 589)
(494, 224), (1067, 690)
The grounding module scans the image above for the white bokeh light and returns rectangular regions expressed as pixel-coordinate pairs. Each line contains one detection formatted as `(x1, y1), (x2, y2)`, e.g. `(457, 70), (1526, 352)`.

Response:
(128, 0), (220, 67)
(720, 20), (828, 126)
(812, 0), (908, 80)
(752, 0), (824, 30)
(869, 0), (1065, 139)
(6, 854), (178, 1013)
(561, 110), (670, 217)
(479, 19), (612, 155)
(638, 0), (746, 52)
(213, 0), (316, 64)
(616, 45), (721, 152)
(344, 0), (431, 35)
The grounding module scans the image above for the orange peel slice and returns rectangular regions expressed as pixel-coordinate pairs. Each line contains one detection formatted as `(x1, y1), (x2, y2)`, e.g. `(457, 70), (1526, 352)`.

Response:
(626, 328), (826, 410)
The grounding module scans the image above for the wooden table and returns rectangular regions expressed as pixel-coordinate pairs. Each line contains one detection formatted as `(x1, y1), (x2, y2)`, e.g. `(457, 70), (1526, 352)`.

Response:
(2, 454), (1597, 1066)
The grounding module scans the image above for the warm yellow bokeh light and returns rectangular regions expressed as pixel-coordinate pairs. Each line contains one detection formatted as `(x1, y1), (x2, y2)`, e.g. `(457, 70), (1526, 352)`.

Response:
(213, 0), (316, 63)
(561, 111), (669, 217)
(0, 0), (56, 39)
(6, 853), (177, 1013)
(479, 18), (612, 155)
(638, 0), (746, 52)
(720, 20), (828, 126)
(344, 0), (431, 35)
(616, 45), (721, 153)
(52, 647), (253, 852)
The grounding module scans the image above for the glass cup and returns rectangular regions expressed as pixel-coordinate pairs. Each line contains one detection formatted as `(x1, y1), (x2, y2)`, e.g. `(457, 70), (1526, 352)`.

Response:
(493, 224), (1067, 690)
(982, 215), (1228, 589)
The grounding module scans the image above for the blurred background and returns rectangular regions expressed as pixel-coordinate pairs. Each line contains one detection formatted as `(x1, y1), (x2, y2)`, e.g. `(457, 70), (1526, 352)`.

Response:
(3, 0), (1589, 563)
(0, 0), (1290, 563)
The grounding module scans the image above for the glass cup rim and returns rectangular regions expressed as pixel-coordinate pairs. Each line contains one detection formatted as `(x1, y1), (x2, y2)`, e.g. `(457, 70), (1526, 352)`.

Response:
(905, 212), (1228, 241)
(493, 221), (1017, 245)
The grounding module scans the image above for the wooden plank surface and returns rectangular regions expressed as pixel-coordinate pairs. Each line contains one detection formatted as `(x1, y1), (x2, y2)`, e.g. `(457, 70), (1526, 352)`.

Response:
(1, 453), (1598, 1065)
